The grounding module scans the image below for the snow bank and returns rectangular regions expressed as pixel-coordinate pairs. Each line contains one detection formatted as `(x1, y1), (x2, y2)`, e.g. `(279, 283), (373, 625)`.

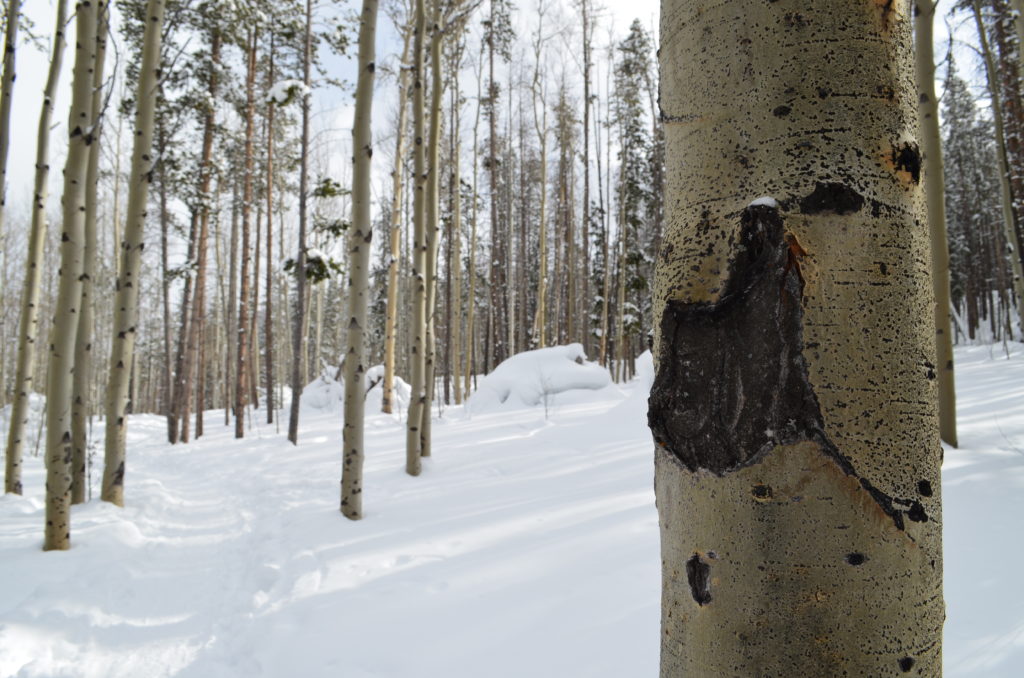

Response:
(466, 344), (612, 414)
(300, 364), (411, 415)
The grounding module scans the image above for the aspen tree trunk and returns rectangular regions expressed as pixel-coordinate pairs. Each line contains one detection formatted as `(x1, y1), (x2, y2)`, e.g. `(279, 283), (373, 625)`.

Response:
(0, 0), (20, 257)
(420, 1), (445, 459)
(4, 0), (67, 495)
(236, 30), (257, 440)
(265, 35), (276, 424)
(44, 0), (99, 549)
(531, 15), (548, 349)
(225, 184), (239, 425)
(72, 4), (108, 503)
(652, 1), (943, 673)
(383, 18), (412, 415)
(341, 0), (379, 520)
(451, 47), (463, 405)
(915, 1), (957, 448)
(158, 124), (173, 424)
(102, 0), (163, 509)
(972, 0), (1024, 332)
(406, 0), (428, 475)
(288, 0), (313, 445)
(181, 31), (220, 444)
(595, 90), (609, 366)
(580, 0), (591, 353)
(464, 61), (482, 397)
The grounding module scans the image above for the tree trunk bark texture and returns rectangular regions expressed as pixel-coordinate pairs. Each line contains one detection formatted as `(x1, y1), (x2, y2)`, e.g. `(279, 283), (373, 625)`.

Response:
(652, 1), (943, 674)
(341, 0), (379, 520)
(4, 0), (67, 495)
(45, 0), (100, 549)
(102, 0), (164, 509)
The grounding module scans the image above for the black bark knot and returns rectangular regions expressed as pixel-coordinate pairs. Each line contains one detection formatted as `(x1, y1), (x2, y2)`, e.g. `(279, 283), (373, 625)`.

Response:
(892, 142), (922, 184)
(648, 203), (821, 474)
(686, 553), (712, 606)
(799, 182), (864, 215)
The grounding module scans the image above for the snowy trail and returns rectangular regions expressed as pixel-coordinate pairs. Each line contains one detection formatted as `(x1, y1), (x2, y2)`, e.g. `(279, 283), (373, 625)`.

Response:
(1, 347), (1024, 677)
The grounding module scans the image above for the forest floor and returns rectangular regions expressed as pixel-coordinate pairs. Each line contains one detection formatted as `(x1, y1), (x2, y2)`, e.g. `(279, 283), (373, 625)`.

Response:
(1, 345), (1023, 677)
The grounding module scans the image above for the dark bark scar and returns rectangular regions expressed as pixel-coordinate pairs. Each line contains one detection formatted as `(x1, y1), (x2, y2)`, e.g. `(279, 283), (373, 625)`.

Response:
(647, 202), (928, 532)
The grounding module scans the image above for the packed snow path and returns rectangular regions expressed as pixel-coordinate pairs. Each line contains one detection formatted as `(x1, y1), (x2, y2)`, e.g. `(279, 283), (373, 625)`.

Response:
(1, 346), (1023, 677)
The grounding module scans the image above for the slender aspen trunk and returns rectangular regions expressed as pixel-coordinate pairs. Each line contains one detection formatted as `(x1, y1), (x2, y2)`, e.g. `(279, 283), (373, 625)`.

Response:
(595, 86), (609, 366)
(972, 0), (1024, 333)
(0, 0), (20, 257)
(405, 0), (427, 475)
(45, 0), (99, 549)
(71, 4), (108, 503)
(4, 0), (67, 495)
(341, 0), (380, 519)
(915, 1), (957, 447)
(653, 1), (942, 672)
(236, 30), (257, 439)
(580, 0), (591, 353)
(383, 19), (413, 415)
(532, 16), (548, 350)
(158, 124), (173, 425)
(102, 0), (163, 509)
(225, 184), (239, 425)
(265, 34), (276, 424)
(181, 31), (221, 443)
(420, 1), (445, 459)
(464, 60), (482, 397)
(288, 0), (313, 445)
(451, 46), (463, 405)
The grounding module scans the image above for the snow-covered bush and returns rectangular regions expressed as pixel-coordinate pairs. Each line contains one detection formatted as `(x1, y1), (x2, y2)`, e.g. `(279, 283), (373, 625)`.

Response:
(467, 344), (611, 414)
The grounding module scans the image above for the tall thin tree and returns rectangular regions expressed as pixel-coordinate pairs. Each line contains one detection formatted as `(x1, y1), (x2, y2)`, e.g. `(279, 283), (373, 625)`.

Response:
(4, 0), (68, 495)
(102, 0), (165, 509)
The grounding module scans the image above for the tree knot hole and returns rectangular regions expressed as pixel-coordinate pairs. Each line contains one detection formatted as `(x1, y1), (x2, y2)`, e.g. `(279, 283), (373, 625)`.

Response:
(685, 553), (712, 606)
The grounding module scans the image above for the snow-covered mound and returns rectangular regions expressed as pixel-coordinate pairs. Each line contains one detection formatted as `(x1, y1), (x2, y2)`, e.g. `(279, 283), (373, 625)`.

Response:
(467, 344), (612, 413)
(301, 364), (411, 415)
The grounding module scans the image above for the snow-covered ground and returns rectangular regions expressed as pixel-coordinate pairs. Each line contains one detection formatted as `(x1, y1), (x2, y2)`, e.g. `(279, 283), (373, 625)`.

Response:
(1, 345), (1022, 677)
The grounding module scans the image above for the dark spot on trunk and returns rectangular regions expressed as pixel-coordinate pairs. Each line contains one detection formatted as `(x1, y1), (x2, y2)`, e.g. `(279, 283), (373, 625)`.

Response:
(111, 461), (125, 487)
(907, 501), (928, 523)
(893, 142), (922, 183)
(648, 203), (820, 474)
(686, 553), (712, 606)
(899, 657), (915, 672)
(918, 479), (933, 497)
(773, 105), (791, 117)
(649, 202), (929, 533)
(752, 484), (773, 500)
(799, 182), (865, 215)
(845, 552), (866, 565)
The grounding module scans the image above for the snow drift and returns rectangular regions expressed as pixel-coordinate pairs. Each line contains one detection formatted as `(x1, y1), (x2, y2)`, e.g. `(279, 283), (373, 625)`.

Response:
(466, 344), (612, 413)
(301, 364), (411, 415)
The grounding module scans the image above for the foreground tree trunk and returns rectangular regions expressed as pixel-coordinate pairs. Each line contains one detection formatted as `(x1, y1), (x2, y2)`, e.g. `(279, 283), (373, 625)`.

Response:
(651, 1), (943, 673)
(405, 0), (427, 475)
(341, 0), (379, 520)
(45, 0), (100, 550)
(102, 0), (164, 509)
(915, 1), (957, 448)
(4, 0), (68, 495)
(72, 3), (109, 503)
(235, 30), (257, 440)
